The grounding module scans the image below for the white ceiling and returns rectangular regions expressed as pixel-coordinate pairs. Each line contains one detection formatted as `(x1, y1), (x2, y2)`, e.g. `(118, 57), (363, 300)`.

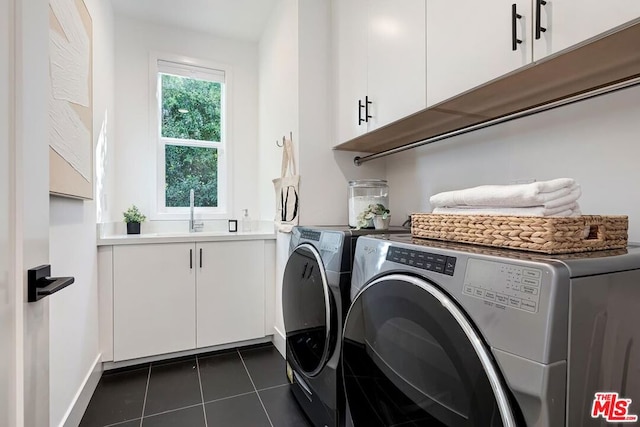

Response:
(110, 0), (278, 42)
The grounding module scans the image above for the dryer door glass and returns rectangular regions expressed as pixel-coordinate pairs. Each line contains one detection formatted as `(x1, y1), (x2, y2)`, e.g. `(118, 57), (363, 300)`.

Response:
(283, 244), (335, 376)
(343, 275), (517, 427)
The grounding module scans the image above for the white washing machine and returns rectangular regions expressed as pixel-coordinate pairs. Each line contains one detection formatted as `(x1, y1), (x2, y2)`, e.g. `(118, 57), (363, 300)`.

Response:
(343, 234), (640, 426)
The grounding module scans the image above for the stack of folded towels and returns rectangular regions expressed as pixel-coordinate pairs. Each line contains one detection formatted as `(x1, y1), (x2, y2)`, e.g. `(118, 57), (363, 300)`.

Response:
(430, 178), (582, 217)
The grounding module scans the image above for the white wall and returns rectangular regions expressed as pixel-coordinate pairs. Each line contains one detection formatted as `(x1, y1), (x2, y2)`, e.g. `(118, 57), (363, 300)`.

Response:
(113, 16), (259, 223)
(49, 0), (114, 425)
(386, 85), (640, 240)
(258, 0), (299, 353)
(258, 0), (299, 223)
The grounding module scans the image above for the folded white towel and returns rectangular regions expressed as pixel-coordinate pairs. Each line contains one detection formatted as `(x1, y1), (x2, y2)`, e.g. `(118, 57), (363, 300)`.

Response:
(430, 178), (580, 208)
(432, 202), (582, 217)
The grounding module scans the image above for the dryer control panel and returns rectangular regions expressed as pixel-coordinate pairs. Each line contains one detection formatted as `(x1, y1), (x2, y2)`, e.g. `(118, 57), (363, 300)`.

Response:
(463, 258), (542, 313)
(386, 246), (456, 276)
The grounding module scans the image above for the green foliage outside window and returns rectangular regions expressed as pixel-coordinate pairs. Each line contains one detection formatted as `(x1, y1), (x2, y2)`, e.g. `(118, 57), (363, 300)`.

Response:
(165, 146), (218, 207)
(161, 73), (222, 207)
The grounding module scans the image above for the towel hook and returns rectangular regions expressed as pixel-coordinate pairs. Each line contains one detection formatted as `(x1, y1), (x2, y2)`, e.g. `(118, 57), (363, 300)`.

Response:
(276, 138), (284, 148)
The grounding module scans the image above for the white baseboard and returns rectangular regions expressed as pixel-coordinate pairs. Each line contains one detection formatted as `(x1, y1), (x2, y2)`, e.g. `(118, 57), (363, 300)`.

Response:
(272, 326), (286, 357)
(60, 353), (102, 427)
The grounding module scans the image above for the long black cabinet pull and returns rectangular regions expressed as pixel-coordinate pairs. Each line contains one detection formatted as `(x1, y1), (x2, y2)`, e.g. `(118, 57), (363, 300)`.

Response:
(512, 4), (523, 51)
(358, 99), (365, 125)
(199, 248), (202, 268)
(190, 249), (193, 269)
(365, 96), (372, 122)
(536, 0), (547, 39)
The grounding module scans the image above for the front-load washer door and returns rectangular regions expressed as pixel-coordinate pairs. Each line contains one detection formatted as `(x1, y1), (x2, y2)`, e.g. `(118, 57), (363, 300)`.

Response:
(342, 274), (519, 427)
(283, 243), (336, 377)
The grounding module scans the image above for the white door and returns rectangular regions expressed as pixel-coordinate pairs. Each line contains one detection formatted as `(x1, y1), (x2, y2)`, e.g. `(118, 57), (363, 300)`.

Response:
(367, 0), (426, 128)
(426, 0), (532, 107)
(0, 0), (17, 424)
(113, 243), (196, 361)
(196, 241), (265, 348)
(533, 0), (640, 61)
(13, 0), (53, 425)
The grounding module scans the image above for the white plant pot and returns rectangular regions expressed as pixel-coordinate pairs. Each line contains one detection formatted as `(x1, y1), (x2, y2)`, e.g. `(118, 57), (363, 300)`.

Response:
(373, 215), (391, 230)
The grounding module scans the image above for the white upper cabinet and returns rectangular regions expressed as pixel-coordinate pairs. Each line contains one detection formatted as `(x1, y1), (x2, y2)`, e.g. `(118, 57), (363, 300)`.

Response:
(367, 0), (426, 129)
(533, 0), (640, 61)
(335, 0), (369, 143)
(426, 0), (532, 107)
(334, 0), (426, 143)
(426, 0), (639, 107)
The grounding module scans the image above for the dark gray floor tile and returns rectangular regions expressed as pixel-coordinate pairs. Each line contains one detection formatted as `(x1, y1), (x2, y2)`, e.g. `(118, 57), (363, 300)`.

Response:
(205, 392), (271, 427)
(80, 367), (148, 427)
(239, 345), (287, 389)
(260, 385), (313, 427)
(142, 405), (205, 427)
(198, 351), (254, 402)
(106, 420), (141, 427)
(144, 359), (202, 416)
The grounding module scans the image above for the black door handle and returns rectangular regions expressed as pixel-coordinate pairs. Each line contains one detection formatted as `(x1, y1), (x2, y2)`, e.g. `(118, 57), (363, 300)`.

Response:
(358, 99), (365, 125)
(536, 0), (547, 40)
(190, 249), (193, 269)
(512, 4), (523, 51)
(199, 248), (202, 268)
(28, 265), (75, 302)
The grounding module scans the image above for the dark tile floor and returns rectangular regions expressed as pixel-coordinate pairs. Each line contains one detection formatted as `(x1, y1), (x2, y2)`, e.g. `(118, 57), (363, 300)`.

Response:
(80, 343), (313, 427)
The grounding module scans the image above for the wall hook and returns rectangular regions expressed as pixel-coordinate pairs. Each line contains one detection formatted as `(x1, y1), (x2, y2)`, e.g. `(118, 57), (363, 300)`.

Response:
(276, 138), (284, 147)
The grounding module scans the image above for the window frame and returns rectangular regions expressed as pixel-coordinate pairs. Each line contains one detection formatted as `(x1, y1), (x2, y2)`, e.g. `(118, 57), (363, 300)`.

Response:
(149, 52), (233, 220)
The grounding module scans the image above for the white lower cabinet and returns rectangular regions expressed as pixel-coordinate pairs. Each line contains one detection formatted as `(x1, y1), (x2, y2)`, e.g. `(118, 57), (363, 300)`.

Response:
(196, 241), (265, 348)
(112, 240), (269, 362)
(113, 243), (196, 361)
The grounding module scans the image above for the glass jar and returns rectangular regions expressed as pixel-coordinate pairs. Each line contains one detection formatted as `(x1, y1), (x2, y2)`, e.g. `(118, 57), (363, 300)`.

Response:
(348, 179), (389, 228)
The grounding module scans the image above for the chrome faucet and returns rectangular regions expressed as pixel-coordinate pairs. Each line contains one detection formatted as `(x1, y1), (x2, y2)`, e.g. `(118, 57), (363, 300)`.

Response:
(189, 189), (204, 232)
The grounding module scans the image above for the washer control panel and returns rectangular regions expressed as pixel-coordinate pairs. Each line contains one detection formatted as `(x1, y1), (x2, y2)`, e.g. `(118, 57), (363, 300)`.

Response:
(386, 246), (456, 276)
(300, 229), (321, 241)
(463, 258), (542, 313)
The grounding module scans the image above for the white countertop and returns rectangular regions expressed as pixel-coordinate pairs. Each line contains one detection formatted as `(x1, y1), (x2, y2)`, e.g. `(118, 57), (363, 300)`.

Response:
(97, 221), (277, 246)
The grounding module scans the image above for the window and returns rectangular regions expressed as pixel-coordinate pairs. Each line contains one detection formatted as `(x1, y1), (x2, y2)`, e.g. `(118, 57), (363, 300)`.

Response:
(154, 58), (229, 217)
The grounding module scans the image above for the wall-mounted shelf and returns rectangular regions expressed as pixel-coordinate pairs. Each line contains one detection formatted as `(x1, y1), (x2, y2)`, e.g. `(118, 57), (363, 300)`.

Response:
(333, 19), (640, 165)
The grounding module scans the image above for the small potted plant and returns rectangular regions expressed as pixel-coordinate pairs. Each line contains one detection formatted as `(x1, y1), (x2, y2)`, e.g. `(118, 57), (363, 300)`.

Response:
(356, 203), (391, 230)
(123, 205), (146, 235)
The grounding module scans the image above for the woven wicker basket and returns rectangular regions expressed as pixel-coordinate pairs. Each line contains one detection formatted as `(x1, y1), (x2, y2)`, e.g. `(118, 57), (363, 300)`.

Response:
(411, 214), (628, 254)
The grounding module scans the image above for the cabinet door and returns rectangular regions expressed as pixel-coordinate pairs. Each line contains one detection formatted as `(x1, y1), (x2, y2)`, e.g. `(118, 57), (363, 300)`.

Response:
(334, 0), (369, 143)
(113, 243), (196, 361)
(196, 241), (265, 348)
(368, 0), (426, 127)
(533, 0), (640, 61)
(426, 0), (531, 107)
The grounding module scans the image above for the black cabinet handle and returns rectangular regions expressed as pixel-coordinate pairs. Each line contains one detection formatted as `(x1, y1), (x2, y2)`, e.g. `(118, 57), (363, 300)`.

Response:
(199, 248), (202, 268)
(358, 99), (365, 125)
(28, 264), (75, 302)
(512, 4), (523, 51)
(365, 96), (372, 122)
(536, 0), (547, 40)
(190, 249), (193, 269)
